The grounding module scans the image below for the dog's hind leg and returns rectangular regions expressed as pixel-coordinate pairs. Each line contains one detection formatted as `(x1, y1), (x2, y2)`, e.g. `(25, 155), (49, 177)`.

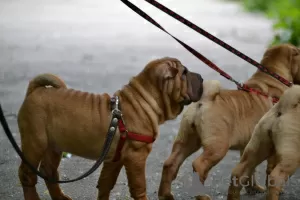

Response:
(18, 134), (47, 200)
(227, 130), (273, 200)
(19, 154), (44, 200)
(158, 119), (201, 200)
(265, 154), (278, 190)
(240, 150), (266, 194)
(97, 161), (123, 200)
(266, 156), (298, 200)
(266, 137), (300, 200)
(39, 148), (72, 200)
(18, 103), (51, 200)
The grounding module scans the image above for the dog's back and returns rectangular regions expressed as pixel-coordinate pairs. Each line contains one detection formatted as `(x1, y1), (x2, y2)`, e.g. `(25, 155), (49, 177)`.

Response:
(179, 80), (273, 150)
(18, 74), (112, 160)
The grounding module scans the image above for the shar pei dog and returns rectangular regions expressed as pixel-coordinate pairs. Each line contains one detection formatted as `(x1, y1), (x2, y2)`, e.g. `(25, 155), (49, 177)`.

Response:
(158, 44), (300, 200)
(227, 84), (300, 200)
(17, 57), (203, 200)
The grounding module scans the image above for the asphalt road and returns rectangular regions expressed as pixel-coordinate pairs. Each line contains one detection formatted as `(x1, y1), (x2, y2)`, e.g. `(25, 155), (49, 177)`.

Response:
(1, 0), (300, 200)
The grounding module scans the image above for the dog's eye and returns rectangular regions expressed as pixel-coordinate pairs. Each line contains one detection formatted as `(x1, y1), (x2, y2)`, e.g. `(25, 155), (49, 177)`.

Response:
(292, 48), (299, 56)
(181, 68), (187, 80)
(182, 67), (188, 76)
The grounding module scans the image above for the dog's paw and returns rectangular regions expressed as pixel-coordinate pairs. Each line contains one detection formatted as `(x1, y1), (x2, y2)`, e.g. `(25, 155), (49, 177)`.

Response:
(195, 194), (212, 200)
(56, 194), (72, 200)
(245, 184), (266, 194)
(279, 188), (284, 195)
(158, 193), (175, 200)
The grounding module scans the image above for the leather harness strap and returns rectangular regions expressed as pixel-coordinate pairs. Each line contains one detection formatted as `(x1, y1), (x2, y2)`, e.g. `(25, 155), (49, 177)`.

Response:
(111, 97), (155, 162)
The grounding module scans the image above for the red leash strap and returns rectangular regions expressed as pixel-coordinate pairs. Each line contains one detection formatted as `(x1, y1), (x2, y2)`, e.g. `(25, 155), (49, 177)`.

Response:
(240, 84), (279, 103)
(113, 119), (155, 162)
(141, 0), (292, 88)
(120, 0), (279, 104)
(120, 0), (237, 84)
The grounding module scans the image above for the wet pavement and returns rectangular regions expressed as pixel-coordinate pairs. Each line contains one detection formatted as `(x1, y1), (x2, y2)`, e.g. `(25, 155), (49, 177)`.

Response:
(1, 0), (300, 199)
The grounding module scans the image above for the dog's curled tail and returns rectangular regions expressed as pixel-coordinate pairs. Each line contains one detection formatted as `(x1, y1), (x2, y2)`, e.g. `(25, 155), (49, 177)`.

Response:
(201, 80), (221, 101)
(26, 73), (67, 97)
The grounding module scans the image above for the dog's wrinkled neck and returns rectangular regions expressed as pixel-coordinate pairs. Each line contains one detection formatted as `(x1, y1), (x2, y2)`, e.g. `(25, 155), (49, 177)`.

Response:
(114, 77), (163, 138)
(246, 61), (291, 98)
(128, 76), (179, 124)
(129, 77), (163, 117)
(160, 82), (184, 121)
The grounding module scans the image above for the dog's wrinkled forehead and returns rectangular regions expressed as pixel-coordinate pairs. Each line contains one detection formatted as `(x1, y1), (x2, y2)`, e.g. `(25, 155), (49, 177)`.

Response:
(265, 44), (299, 58)
(159, 57), (180, 63)
(158, 57), (184, 69)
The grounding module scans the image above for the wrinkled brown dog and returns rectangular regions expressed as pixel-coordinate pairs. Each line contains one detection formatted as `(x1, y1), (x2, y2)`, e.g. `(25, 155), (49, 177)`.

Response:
(227, 85), (300, 200)
(158, 44), (300, 200)
(17, 57), (203, 200)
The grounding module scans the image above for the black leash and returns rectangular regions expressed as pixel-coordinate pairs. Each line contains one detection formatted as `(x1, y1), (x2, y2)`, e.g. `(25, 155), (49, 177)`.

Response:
(121, 0), (293, 88)
(0, 96), (121, 183)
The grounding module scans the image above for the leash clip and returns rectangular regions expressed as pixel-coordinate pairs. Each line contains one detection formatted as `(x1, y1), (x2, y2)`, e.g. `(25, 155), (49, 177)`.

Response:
(228, 77), (243, 90)
(111, 96), (122, 118)
(114, 95), (120, 111)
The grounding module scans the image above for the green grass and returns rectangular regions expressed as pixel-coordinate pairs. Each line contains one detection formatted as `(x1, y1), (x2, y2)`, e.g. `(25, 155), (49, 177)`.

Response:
(238, 0), (300, 47)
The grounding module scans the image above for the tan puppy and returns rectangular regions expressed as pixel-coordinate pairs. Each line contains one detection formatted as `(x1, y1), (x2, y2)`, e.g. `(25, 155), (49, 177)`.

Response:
(158, 44), (300, 200)
(227, 84), (300, 200)
(17, 57), (204, 200)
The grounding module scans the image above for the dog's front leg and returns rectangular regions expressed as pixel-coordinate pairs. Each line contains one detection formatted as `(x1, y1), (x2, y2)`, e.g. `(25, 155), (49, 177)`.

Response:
(97, 161), (123, 200)
(124, 143), (149, 200)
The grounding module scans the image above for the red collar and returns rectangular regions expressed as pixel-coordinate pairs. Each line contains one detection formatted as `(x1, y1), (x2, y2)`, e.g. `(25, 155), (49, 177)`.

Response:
(113, 119), (155, 162)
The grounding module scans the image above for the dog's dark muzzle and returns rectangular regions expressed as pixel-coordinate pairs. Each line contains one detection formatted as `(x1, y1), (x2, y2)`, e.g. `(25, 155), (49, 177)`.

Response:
(189, 72), (204, 102)
(180, 72), (203, 106)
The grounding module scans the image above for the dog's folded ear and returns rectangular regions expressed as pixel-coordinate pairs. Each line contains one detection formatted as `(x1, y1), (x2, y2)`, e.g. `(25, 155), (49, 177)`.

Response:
(163, 64), (179, 79)
(156, 62), (179, 90)
(292, 47), (300, 56)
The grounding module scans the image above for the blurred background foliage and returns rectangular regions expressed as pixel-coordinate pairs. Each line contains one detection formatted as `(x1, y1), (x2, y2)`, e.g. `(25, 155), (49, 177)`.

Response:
(239, 0), (300, 46)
